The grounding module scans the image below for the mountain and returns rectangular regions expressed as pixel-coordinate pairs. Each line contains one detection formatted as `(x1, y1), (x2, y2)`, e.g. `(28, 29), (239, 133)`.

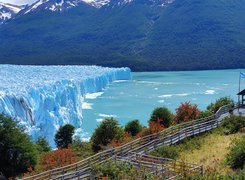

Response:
(0, 0), (244, 71)
(0, 2), (25, 24)
(18, 0), (109, 15)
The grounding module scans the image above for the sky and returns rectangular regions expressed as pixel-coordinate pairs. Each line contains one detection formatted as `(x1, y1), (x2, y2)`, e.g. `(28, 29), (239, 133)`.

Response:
(1, 0), (36, 5)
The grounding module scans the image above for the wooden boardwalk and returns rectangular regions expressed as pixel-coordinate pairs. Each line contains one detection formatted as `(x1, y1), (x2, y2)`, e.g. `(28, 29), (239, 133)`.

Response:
(22, 104), (241, 179)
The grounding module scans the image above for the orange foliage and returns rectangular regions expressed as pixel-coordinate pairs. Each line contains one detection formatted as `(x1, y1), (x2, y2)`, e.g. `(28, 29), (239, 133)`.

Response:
(174, 102), (200, 124)
(149, 118), (164, 133)
(137, 118), (164, 137)
(22, 166), (36, 177)
(39, 147), (77, 171)
(109, 132), (133, 147)
(136, 127), (152, 138)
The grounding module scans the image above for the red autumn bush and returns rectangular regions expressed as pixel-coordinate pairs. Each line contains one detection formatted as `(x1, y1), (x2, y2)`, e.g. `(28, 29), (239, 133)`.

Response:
(39, 147), (77, 170)
(149, 118), (164, 134)
(110, 132), (133, 147)
(137, 118), (164, 138)
(174, 102), (200, 124)
(136, 127), (152, 138)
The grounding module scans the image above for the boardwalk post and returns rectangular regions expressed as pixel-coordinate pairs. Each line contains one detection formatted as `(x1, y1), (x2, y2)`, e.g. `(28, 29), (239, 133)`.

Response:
(201, 165), (204, 176)
(216, 115), (219, 127)
(170, 128), (173, 145)
(178, 126), (180, 142)
(162, 163), (164, 177)
(62, 169), (65, 180)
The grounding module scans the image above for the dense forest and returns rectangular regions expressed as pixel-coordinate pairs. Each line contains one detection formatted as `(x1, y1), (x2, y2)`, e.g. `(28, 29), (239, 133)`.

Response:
(0, 0), (245, 71)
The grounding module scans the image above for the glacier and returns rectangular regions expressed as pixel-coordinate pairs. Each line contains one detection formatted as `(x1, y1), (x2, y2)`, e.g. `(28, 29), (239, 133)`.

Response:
(0, 65), (131, 147)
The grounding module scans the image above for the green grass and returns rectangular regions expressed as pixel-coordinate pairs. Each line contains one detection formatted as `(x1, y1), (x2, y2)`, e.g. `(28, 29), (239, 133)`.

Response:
(151, 128), (244, 176)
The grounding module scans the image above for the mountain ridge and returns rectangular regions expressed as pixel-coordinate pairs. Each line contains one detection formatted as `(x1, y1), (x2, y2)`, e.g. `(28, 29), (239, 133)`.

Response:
(0, 2), (25, 24)
(0, 0), (244, 71)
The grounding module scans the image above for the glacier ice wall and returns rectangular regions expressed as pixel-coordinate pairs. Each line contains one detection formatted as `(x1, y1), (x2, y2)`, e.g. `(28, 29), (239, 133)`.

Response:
(0, 65), (131, 147)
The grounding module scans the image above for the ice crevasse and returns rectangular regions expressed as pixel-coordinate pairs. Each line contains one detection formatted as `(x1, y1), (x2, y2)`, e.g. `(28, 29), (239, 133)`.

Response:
(0, 65), (131, 147)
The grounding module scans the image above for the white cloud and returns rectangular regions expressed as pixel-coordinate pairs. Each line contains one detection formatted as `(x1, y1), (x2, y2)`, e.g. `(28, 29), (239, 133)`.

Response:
(1, 0), (37, 5)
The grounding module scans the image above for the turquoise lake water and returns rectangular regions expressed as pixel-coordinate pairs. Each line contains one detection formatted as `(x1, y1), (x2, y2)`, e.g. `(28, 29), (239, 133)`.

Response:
(80, 69), (245, 139)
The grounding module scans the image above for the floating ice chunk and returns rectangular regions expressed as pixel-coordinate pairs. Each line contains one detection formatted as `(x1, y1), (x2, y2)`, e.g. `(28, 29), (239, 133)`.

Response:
(205, 90), (215, 95)
(82, 102), (93, 109)
(158, 94), (173, 98)
(96, 118), (104, 122)
(98, 113), (117, 118)
(85, 92), (104, 99)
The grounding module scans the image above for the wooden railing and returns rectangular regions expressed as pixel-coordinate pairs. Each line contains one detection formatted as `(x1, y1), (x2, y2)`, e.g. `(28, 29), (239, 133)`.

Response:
(22, 103), (237, 179)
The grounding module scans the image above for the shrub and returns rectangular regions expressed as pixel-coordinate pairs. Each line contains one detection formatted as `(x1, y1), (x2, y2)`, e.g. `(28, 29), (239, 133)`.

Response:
(72, 138), (94, 160)
(91, 160), (133, 178)
(39, 147), (76, 170)
(124, 120), (142, 136)
(174, 102), (200, 123)
(198, 110), (213, 119)
(226, 138), (245, 169)
(207, 96), (233, 113)
(151, 145), (178, 159)
(55, 124), (75, 148)
(149, 118), (164, 133)
(150, 107), (172, 128)
(91, 160), (153, 179)
(91, 118), (123, 152)
(109, 132), (132, 147)
(136, 127), (152, 138)
(137, 119), (164, 138)
(179, 136), (202, 151)
(221, 115), (245, 134)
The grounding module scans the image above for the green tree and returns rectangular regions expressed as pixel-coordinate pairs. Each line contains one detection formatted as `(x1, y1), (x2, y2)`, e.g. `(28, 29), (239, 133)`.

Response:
(36, 137), (51, 153)
(150, 107), (172, 128)
(124, 120), (142, 136)
(198, 110), (213, 119)
(207, 96), (233, 113)
(0, 114), (38, 178)
(72, 138), (94, 159)
(55, 124), (75, 148)
(91, 118), (123, 152)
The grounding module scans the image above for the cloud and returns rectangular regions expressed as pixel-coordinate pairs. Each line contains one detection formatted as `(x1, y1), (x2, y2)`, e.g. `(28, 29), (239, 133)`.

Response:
(1, 0), (37, 5)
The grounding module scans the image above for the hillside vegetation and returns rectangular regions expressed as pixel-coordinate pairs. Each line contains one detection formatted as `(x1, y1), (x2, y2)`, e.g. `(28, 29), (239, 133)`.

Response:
(1, 96), (243, 179)
(151, 116), (245, 178)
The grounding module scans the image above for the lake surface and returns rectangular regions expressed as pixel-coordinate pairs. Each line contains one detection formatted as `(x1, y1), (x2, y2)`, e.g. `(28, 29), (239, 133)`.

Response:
(80, 69), (245, 140)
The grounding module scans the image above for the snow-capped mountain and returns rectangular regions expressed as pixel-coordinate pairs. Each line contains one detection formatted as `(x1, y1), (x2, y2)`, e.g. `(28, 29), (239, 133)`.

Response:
(0, 0), (245, 71)
(0, 2), (25, 24)
(1, 0), (175, 18)
(19, 0), (110, 14)
(83, 0), (110, 8)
